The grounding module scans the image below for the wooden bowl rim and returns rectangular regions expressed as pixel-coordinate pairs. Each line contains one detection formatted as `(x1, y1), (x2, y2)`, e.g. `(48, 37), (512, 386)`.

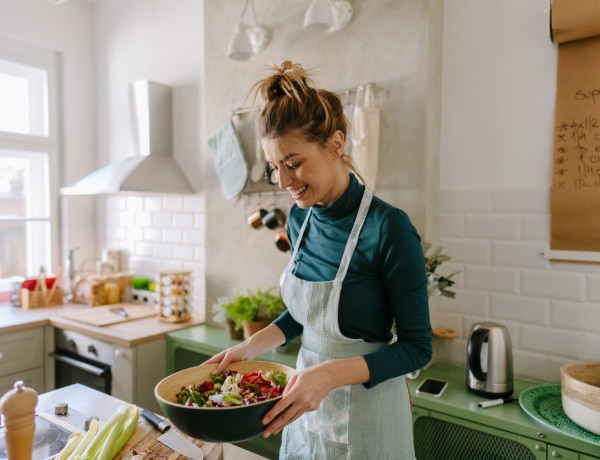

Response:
(155, 360), (296, 411)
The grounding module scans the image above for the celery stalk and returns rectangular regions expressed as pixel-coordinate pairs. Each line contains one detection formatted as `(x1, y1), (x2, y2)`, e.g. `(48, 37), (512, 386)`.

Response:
(107, 405), (140, 459)
(55, 432), (83, 460)
(95, 414), (125, 460)
(67, 418), (99, 460)
(79, 405), (129, 460)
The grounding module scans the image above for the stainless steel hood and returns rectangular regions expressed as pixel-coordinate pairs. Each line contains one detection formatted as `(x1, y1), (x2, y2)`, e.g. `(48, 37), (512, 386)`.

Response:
(61, 80), (194, 195)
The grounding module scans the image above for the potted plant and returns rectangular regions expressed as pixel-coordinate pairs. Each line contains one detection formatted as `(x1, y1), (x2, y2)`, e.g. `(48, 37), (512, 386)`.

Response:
(213, 287), (286, 340)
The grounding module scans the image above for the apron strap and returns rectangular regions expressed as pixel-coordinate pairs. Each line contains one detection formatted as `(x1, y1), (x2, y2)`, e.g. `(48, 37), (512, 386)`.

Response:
(335, 189), (372, 281)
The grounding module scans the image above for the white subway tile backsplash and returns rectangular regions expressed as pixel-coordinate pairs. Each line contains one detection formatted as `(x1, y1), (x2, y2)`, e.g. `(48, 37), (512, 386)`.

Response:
(587, 273), (600, 301)
(440, 187), (491, 212)
(172, 244), (194, 261)
(438, 289), (488, 315)
(173, 212), (194, 228)
(521, 215), (550, 241)
(439, 213), (464, 237)
(490, 293), (549, 325)
(183, 229), (204, 245)
(163, 228), (182, 244)
(513, 350), (550, 383)
(521, 269), (585, 301)
(466, 214), (519, 240)
(441, 239), (489, 265)
(584, 333), (600, 360)
(491, 241), (550, 268)
(153, 243), (172, 259)
(135, 211), (152, 227)
(134, 241), (153, 257)
(437, 185), (599, 382)
(144, 196), (163, 211)
(465, 266), (519, 293)
(143, 228), (162, 242)
(493, 187), (550, 213)
(520, 325), (583, 359)
(163, 195), (183, 211)
(550, 300), (600, 333)
(117, 211), (135, 227)
(126, 226), (143, 242)
(152, 212), (172, 227)
(126, 195), (144, 211)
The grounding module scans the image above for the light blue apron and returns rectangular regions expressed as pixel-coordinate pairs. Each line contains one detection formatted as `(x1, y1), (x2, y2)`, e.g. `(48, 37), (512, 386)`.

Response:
(280, 189), (416, 459)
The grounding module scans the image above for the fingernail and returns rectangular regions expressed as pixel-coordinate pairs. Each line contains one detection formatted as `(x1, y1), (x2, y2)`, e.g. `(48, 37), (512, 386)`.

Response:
(262, 417), (270, 425)
(264, 431), (271, 439)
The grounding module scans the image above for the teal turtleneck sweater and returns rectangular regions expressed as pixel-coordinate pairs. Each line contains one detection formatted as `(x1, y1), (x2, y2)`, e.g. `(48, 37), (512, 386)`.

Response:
(273, 174), (432, 388)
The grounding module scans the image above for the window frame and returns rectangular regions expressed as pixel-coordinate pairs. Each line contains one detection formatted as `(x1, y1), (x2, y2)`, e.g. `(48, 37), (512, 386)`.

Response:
(0, 35), (61, 288)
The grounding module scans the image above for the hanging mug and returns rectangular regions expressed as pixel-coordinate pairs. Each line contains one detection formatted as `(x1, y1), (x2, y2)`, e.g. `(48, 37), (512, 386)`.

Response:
(262, 208), (286, 230)
(247, 208), (267, 229)
(275, 231), (290, 252)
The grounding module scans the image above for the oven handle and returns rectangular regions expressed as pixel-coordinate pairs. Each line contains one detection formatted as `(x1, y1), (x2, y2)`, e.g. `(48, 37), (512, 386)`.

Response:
(49, 352), (110, 377)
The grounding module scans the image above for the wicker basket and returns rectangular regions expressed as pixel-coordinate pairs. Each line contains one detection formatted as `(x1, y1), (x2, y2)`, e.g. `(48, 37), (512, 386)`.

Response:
(21, 287), (64, 309)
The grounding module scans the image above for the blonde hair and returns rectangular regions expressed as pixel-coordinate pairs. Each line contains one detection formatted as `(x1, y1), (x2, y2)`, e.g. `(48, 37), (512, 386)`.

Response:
(250, 61), (362, 179)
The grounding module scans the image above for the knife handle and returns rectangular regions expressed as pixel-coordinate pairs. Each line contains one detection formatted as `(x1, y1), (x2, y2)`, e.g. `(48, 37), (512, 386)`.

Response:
(141, 408), (171, 433)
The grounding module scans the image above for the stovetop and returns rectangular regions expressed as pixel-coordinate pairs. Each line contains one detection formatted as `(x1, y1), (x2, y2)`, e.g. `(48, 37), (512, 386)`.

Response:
(0, 416), (72, 460)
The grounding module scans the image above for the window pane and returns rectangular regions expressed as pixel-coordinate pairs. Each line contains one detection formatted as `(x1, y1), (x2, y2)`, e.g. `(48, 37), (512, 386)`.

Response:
(0, 150), (50, 219)
(0, 58), (49, 137)
(0, 220), (50, 279)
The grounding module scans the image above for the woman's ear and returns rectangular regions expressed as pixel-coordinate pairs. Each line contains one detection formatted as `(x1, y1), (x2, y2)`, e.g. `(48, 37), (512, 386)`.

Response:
(328, 130), (346, 157)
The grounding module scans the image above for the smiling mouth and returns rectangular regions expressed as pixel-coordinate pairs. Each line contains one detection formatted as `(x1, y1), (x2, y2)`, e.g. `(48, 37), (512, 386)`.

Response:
(290, 185), (308, 199)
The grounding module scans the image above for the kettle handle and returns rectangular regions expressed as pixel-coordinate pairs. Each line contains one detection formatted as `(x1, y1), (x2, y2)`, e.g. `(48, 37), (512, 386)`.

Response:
(467, 327), (488, 381)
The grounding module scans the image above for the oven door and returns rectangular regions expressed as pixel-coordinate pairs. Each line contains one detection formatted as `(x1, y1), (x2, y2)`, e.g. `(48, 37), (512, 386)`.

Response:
(49, 348), (112, 395)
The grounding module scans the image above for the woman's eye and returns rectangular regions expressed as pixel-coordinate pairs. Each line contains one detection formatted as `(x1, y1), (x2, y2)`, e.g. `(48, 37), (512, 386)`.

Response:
(285, 162), (301, 170)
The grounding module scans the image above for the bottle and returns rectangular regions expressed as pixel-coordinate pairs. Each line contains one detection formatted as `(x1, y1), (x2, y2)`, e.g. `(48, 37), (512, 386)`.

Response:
(0, 380), (38, 460)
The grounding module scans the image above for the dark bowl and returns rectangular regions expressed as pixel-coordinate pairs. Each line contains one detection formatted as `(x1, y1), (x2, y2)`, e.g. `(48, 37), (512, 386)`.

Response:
(154, 360), (296, 443)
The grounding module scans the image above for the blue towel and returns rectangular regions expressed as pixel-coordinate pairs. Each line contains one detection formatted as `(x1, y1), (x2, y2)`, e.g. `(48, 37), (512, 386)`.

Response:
(207, 119), (249, 199)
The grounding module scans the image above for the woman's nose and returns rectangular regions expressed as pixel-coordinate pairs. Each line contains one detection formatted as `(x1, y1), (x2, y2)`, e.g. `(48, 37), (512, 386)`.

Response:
(277, 167), (293, 189)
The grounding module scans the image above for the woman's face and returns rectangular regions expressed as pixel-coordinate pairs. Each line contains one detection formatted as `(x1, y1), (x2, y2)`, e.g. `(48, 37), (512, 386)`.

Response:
(262, 130), (348, 208)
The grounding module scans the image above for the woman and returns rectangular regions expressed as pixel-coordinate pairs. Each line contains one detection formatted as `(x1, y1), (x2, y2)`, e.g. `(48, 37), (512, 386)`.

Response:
(205, 61), (432, 459)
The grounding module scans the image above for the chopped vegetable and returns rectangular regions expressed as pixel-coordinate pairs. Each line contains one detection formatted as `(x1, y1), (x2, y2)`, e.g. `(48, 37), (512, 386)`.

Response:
(176, 369), (287, 408)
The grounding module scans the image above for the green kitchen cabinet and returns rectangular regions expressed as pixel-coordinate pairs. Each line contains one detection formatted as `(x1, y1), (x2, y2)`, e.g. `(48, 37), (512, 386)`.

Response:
(167, 324), (300, 460)
(408, 366), (600, 460)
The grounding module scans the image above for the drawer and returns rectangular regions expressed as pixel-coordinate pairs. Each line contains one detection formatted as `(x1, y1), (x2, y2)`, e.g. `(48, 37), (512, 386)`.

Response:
(0, 366), (44, 396)
(0, 328), (44, 376)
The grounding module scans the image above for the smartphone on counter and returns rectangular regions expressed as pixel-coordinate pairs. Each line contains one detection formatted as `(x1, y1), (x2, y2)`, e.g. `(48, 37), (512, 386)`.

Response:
(415, 378), (449, 398)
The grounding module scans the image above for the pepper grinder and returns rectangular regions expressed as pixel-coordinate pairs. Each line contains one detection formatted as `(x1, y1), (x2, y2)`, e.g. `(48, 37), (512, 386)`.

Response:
(0, 380), (38, 460)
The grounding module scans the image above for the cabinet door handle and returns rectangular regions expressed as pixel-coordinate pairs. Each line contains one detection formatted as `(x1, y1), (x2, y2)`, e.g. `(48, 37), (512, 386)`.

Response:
(550, 451), (561, 458)
(535, 444), (545, 452)
(0, 352), (4, 361)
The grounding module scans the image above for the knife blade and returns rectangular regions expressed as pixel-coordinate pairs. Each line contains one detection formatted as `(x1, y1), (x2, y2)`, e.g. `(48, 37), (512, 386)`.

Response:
(141, 408), (204, 460)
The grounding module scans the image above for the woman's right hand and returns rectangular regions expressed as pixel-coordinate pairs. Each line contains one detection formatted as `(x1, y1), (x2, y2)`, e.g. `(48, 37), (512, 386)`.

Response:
(202, 341), (255, 373)
(202, 323), (288, 373)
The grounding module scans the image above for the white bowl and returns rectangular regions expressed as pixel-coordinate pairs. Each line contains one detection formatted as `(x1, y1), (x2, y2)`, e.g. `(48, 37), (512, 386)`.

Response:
(560, 362), (600, 435)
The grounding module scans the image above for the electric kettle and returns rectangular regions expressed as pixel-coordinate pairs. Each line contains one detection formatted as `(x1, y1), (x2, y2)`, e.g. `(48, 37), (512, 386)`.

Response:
(467, 322), (514, 397)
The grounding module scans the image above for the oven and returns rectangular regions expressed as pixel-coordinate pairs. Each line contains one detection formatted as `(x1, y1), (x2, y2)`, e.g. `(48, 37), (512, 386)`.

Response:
(49, 329), (113, 395)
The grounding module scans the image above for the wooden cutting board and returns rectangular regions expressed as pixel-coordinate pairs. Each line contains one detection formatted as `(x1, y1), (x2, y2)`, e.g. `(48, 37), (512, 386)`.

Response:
(61, 304), (157, 327)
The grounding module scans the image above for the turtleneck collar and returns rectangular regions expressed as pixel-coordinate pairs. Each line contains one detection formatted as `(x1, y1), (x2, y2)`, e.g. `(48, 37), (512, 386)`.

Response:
(311, 174), (365, 221)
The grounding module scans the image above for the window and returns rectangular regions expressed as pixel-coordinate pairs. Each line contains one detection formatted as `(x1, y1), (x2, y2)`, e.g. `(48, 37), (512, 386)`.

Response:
(0, 37), (59, 301)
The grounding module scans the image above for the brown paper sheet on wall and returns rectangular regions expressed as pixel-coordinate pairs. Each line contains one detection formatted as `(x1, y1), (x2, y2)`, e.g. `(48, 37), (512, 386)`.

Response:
(550, 0), (600, 252)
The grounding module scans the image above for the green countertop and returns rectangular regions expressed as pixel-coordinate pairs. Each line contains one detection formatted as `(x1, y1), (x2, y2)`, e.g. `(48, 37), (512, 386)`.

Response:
(168, 324), (300, 367)
(408, 365), (600, 457)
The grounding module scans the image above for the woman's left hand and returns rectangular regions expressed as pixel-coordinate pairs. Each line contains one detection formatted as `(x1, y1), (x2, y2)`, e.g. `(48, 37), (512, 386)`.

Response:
(260, 356), (370, 438)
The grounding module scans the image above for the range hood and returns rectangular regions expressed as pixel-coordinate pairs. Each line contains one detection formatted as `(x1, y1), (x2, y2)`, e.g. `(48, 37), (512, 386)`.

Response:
(61, 80), (194, 195)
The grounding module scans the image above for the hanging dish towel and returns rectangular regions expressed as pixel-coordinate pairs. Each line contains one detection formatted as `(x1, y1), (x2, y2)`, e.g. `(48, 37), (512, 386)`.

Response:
(207, 119), (249, 199)
(351, 84), (380, 191)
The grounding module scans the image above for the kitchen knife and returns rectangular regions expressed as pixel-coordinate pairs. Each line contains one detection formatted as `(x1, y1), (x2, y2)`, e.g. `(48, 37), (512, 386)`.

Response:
(141, 408), (204, 460)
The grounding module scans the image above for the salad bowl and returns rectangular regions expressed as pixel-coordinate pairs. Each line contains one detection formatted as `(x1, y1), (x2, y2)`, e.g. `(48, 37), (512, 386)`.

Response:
(154, 360), (296, 443)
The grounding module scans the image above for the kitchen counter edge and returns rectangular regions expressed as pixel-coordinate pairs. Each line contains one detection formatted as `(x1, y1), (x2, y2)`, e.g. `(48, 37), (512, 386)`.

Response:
(0, 303), (205, 347)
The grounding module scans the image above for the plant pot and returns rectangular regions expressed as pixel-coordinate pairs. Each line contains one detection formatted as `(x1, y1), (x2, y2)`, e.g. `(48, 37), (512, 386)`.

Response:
(225, 319), (244, 340)
(242, 320), (269, 339)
